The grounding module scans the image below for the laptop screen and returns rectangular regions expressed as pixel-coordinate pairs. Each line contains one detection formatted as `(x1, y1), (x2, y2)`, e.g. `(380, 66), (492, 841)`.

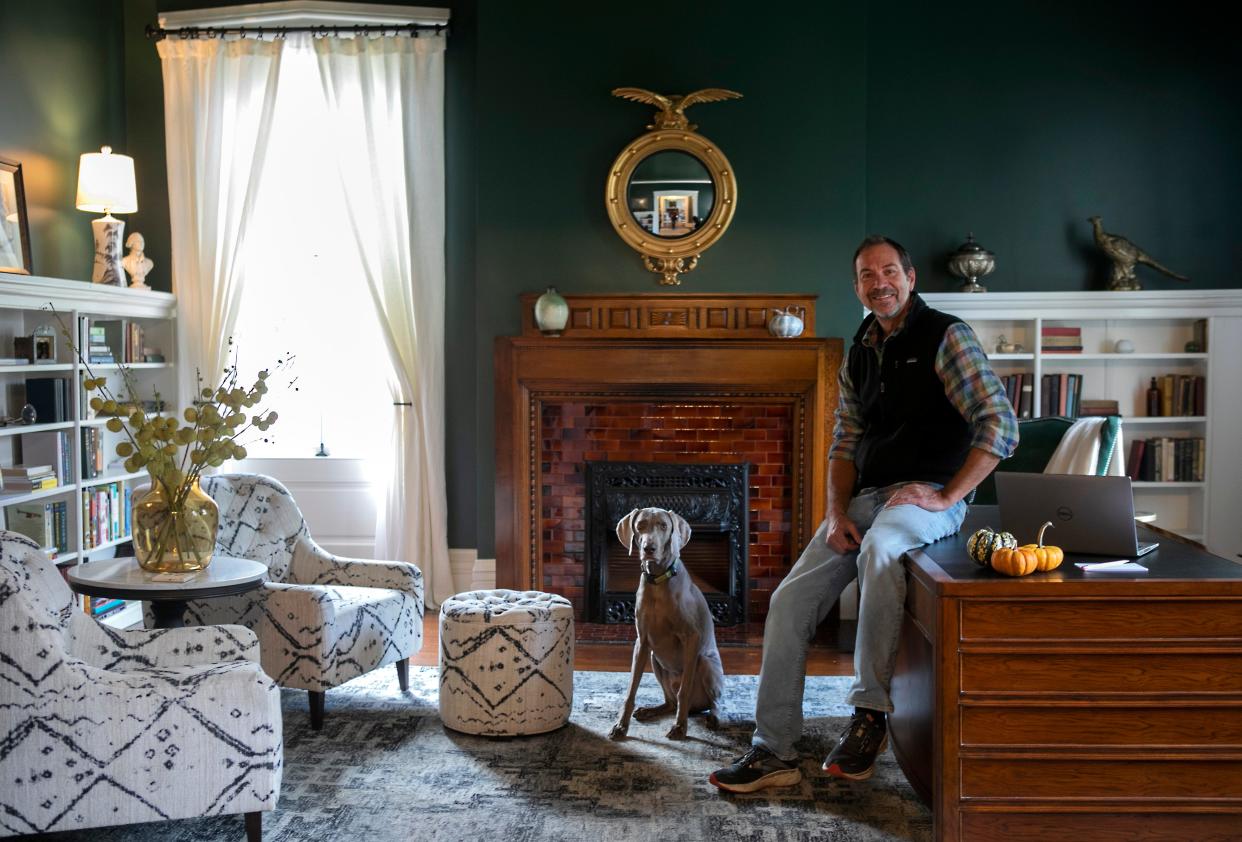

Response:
(993, 473), (1155, 557)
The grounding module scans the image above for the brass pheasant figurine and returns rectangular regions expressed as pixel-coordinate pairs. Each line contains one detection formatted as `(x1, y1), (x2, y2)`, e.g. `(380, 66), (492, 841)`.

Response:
(611, 87), (742, 131)
(1089, 216), (1190, 291)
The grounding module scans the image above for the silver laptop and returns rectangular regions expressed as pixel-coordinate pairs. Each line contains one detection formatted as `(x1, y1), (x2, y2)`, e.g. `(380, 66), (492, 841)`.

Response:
(994, 473), (1159, 557)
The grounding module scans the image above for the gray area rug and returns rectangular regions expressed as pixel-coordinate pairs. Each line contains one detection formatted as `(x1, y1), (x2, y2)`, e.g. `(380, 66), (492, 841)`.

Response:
(30, 667), (931, 841)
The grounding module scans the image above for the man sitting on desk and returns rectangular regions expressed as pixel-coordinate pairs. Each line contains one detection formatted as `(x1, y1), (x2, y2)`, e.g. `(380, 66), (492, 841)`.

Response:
(711, 235), (1019, 792)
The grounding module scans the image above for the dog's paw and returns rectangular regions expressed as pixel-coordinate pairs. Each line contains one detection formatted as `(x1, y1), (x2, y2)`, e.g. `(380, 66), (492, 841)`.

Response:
(633, 703), (672, 722)
(665, 722), (688, 740)
(705, 712), (721, 731)
(609, 722), (629, 740)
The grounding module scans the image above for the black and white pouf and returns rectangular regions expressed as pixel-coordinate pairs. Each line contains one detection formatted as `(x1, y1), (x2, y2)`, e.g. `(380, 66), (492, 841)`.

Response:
(438, 589), (575, 735)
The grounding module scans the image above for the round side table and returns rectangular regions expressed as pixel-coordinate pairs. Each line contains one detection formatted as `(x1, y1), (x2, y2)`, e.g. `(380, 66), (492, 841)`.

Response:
(67, 556), (267, 628)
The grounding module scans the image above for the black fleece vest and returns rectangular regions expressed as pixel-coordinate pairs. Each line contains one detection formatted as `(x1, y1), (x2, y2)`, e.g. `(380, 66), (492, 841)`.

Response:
(847, 293), (973, 492)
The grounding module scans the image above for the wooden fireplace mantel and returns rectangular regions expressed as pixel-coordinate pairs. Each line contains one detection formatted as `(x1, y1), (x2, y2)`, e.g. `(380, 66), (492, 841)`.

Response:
(494, 335), (844, 593)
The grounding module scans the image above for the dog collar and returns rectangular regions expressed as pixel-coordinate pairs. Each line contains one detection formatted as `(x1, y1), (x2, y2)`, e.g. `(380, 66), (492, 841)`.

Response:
(644, 559), (678, 585)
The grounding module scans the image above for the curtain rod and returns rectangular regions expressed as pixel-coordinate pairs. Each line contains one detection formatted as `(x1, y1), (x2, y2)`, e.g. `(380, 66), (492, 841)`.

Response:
(145, 22), (448, 41)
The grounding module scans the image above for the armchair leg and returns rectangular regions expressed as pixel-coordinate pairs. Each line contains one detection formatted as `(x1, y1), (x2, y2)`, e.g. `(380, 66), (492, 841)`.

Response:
(246, 811), (262, 842)
(309, 690), (325, 731)
(396, 657), (409, 691)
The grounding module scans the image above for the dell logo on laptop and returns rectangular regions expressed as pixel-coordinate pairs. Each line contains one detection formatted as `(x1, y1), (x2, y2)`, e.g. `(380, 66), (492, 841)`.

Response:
(1056, 506), (1074, 521)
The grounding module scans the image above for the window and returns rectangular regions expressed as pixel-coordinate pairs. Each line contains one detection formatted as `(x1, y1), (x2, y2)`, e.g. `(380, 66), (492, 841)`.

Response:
(232, 39), (392, 460)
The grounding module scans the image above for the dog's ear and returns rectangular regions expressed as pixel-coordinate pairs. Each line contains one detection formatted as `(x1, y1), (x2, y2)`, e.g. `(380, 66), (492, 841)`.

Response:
(616, 509), (640, 556)
(670, 510), (692, 557)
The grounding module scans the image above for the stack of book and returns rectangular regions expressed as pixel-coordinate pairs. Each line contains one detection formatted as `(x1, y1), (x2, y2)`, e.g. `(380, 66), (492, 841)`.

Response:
(1, 464), (58, 492)
(87, 322), (114, 364)
(1079, 399), (1120, 417)
(82, 318), (145, 364)
(1126, 437), (1206, 482)
(84, 595), (127, 620)
(1041, 325), (1082, 353)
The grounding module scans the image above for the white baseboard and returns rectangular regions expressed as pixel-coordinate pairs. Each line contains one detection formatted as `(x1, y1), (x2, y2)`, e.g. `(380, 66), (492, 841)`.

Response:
(446, 550), (496, 594)
(472, 556), (496, 591)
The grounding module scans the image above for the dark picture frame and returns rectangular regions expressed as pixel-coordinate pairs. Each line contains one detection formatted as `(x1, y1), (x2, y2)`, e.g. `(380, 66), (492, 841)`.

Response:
(0, 157), (33, 275)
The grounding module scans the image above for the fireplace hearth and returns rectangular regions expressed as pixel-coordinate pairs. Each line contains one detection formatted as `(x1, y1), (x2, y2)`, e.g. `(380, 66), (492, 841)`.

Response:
(585, 461), (749, 625)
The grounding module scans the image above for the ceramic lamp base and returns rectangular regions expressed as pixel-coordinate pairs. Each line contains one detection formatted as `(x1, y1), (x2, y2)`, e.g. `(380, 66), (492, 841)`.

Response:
(90, 215), (127, 286)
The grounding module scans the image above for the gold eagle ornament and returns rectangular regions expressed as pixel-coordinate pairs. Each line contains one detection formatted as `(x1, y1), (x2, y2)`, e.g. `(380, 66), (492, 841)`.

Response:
(611, 87), (742, 131)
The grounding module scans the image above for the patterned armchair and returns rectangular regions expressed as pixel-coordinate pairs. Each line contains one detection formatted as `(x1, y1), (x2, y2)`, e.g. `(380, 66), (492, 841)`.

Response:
(0, 532), (282, 840)
(177, 474), (424, 730)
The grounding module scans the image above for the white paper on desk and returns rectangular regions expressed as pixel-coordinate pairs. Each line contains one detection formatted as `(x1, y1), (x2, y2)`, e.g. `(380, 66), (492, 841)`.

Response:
(1074, 561), (1148, 573)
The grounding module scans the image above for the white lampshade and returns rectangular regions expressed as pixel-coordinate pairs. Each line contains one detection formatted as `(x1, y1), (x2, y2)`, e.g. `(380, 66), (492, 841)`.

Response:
(76, 146), (137, 214)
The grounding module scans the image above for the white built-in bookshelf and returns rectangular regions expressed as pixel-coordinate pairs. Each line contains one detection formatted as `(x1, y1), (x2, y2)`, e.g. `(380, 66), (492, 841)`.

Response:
(923, 289), (1242, 561)
(0, 272), (176, 628)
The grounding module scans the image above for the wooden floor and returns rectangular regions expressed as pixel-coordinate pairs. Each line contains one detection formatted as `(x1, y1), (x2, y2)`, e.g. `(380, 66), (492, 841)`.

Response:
(412, 614), (853, 676)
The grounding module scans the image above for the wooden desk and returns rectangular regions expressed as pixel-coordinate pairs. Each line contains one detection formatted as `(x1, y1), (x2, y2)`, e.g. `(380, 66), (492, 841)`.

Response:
(891, 506), (1242, 842)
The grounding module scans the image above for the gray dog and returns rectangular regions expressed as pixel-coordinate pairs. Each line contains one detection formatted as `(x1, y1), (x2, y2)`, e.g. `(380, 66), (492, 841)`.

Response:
(609, 507), (725, 740)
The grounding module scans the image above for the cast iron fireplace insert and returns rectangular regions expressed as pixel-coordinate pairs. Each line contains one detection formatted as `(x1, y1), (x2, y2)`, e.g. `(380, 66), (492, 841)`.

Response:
(584, 460), (749, 626)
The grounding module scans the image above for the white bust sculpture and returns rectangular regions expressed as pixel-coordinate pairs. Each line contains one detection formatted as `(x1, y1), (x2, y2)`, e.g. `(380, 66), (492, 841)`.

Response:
(121, 231), (154, 290)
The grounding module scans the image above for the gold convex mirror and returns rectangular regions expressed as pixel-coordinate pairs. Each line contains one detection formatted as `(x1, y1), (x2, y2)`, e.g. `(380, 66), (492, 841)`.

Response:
(605, 87), (741, 285)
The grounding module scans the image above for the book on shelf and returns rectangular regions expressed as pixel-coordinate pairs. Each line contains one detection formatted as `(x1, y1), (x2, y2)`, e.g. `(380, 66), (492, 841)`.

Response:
(19, 430), (73, 484)
(1149, 374), (1206, 417)
(4, 499), (68, 554)
(91, 319), (142, 364)
(1131, 436), (1205, 482)
(81, 483), (129, 549)
(81, 427), (104, 479)
(24, 376), (70, 423)
(0, 357), (30, 366)
(1079, 399), (1119, 417)
(1, 464), (58, 491)
(1, 464), (55, 478)
(1192, 318), (1208, 352)
(1041, 325), (1082, 353)
(1018, 376), (1033, 419)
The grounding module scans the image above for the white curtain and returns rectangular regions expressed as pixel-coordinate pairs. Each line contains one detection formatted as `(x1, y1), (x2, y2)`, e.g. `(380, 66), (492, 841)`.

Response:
(311, 35), (451, 606)
(158, 38), (283, 412)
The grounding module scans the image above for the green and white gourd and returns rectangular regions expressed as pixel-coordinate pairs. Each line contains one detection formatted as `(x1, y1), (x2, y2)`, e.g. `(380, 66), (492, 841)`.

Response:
(966, 527), (1018, 566)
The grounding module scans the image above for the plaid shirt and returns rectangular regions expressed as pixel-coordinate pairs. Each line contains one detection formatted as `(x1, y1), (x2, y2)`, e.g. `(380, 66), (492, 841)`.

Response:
(831, 318), (1019, 464)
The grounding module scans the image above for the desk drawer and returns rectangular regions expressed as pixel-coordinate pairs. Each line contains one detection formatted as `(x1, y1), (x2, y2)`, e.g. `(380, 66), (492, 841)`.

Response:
(961, 652), (1242, 694)
(962, 704), (1242, 748)
(961, 757), (1242, 800)
(960, 599), (1242, 641)
(960, 812), (1242, 842)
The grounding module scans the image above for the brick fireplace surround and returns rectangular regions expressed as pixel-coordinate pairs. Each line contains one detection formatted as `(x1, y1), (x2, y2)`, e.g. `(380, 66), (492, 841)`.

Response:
(494, 293), (843, 635)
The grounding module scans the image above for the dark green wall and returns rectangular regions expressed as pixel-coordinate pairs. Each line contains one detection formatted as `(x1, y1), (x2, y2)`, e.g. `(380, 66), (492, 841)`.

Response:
(0, 0), (126, 281)
(4, 1), (1239, 557)
(865, 1), (1242, 294)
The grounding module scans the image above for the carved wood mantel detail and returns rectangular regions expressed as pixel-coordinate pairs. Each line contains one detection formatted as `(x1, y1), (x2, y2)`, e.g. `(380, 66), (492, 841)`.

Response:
(493, 335), (843, 596)
(519, 292), (816, 339)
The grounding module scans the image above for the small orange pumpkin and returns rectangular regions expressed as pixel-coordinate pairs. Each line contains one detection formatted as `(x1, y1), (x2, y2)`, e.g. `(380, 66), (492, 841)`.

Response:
(990, 545), (1040, 577)
(1020, 521), (1064, 572)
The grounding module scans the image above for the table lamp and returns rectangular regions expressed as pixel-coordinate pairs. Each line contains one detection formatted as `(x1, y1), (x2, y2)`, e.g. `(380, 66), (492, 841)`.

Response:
(76, 146), (137, 285)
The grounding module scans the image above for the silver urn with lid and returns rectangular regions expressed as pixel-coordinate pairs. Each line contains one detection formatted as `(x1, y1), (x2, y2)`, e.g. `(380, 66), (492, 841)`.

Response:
(947, 233), (996, 293)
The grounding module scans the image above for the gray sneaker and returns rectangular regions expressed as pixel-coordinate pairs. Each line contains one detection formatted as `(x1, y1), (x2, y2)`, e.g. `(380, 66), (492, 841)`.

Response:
(709, 746), (802, 793)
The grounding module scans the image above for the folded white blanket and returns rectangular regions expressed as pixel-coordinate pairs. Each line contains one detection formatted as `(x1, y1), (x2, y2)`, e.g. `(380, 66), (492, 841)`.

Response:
(1044, 417), (1125, 477)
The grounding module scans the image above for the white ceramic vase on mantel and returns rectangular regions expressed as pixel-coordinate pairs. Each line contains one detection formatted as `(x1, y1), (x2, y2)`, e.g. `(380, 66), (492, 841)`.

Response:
(534, 287), (569, 336)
